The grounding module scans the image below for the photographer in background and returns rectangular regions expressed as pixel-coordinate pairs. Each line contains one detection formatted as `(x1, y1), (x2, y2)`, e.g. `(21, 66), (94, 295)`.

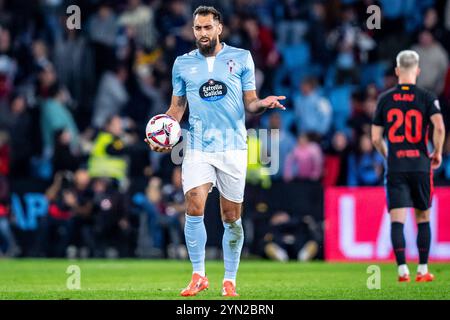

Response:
(262, 210), (321, 262)
(133, 172), (186, 259)
(65, 169), (95, 259)
(91, 177), (135, 258)
(161, 167), (186, 259)
(39, 171), (75, 257)
(0, 170), (18, 257)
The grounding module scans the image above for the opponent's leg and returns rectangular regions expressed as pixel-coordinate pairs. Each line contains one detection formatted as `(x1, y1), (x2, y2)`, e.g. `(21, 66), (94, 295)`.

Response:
(180, 183), (212, 296)
(390, 208), (410, 281)
(220, 196), (243, 297)
(415, 209), (434, 282)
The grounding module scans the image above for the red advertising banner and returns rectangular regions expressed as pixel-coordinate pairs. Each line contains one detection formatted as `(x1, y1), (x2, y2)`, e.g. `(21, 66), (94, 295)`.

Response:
(325, 187), (450, 261)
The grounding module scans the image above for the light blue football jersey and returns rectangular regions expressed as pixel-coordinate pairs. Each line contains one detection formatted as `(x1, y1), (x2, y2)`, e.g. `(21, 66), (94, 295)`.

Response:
(172, 43), (256, 152)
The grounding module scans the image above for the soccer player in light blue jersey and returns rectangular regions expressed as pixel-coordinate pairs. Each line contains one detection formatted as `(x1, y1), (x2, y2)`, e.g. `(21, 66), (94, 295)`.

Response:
(145, 6), (285, 297)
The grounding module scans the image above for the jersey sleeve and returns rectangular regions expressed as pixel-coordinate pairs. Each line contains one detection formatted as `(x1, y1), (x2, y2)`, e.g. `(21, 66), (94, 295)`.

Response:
(372, 96), (385, 126)
(241, 51), (256, 91)
(427, 93), (441, 118)
(172, 58), (186, 96)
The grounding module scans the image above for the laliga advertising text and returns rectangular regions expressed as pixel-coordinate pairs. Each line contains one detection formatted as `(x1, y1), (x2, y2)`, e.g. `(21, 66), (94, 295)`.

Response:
(170, 121), (280, 176)
(338, 196), (450, 259)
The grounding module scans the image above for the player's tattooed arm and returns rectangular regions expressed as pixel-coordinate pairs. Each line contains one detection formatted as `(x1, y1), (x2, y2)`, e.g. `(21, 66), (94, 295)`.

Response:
(371, 125), (388, 159)
(166, 95), (187, 123)
(243, 90), (286, 114)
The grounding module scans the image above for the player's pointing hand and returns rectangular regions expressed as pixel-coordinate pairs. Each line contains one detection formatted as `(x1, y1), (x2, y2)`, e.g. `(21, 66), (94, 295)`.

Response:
(261, 96), (286, 110)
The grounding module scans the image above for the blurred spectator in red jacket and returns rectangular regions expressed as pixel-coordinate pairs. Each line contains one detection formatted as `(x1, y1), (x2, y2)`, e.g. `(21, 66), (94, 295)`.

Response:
(241, 14), (280, 96)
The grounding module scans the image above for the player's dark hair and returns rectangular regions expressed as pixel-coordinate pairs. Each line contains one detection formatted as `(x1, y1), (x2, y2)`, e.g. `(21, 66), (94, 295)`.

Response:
(193, 6), (222, 23)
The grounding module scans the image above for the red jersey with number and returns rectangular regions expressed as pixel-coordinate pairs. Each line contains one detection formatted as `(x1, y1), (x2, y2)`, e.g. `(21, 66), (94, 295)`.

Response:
(372, 84), (441, 173)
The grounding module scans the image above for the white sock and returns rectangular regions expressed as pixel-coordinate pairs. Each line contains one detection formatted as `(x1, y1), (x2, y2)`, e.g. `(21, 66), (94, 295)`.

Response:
(223, 278), (236, 286)
(417, 264), (428, 275)
(398, 264), (409, 276)
(193, 271), (205, 277)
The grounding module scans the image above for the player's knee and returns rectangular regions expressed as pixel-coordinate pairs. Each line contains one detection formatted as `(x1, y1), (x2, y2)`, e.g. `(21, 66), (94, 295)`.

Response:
(185, 192), (205, 216)
(222, 209), (240, 223)
(415, 211), (430, 223)
(186, 201), (204, 216)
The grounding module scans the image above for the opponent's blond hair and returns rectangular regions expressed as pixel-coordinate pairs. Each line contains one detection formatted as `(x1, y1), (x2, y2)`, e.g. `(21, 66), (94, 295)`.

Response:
(396, 50), (419, 70)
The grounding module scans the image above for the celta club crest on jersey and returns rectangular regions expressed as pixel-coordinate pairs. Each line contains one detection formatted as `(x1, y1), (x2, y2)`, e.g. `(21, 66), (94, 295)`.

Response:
(199, 79), (228, 101)
(227, 59), (236, 73)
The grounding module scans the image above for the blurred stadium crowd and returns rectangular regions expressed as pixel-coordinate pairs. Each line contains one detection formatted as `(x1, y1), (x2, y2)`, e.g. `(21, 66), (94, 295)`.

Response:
(0, 0), (449, 260)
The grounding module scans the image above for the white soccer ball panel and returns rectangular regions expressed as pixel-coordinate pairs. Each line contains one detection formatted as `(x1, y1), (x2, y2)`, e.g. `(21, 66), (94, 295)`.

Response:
(145, 114), (181, 148)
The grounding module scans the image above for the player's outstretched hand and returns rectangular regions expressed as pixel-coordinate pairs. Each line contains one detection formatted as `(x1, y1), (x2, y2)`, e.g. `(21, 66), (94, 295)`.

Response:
(144, 138), (172, 153)
(261, 96), (286, 110)
(430, 152), (442, 170)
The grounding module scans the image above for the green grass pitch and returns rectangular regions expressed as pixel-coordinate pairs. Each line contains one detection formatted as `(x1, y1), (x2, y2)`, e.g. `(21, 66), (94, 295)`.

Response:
(0, 259), (449, 299)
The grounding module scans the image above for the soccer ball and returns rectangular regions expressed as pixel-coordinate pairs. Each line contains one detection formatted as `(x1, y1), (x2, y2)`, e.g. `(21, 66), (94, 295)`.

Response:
(145, 114), (181, 148)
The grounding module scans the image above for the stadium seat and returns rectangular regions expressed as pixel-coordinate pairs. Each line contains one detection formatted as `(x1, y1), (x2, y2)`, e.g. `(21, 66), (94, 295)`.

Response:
(328, 85), (353, 132)
(278, 42), (310, 69)
(324, 65), (337, 90)
(275, 21), (308, 45)
(361, 63), (386, 89)
(260, 109), (296, 132)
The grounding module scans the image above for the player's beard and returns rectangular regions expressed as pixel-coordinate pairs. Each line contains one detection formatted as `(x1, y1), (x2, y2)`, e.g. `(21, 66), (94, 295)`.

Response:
(196, 37), (217, 56)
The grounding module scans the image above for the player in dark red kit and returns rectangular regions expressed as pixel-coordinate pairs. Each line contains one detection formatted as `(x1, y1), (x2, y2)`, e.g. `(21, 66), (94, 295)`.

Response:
(371, 50), (446, 282)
